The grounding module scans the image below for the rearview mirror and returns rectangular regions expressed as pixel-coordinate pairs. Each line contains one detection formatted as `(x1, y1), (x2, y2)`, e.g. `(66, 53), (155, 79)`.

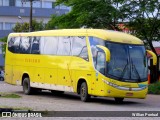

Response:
(146, 50), (157, 65)
(96, 45), (110, 62)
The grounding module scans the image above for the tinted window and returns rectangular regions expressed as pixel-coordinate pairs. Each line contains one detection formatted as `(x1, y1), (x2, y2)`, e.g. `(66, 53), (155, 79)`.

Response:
(72, 36), (88, 60)
(19, 36), (32, 54)
(8, 37), (21, 53)
(96, 52), (105, 74)
(31, 37), (40, 54)
(40, 37), (58, 55)
(57, 36), (71, 55)
(89, 37), (105, 66)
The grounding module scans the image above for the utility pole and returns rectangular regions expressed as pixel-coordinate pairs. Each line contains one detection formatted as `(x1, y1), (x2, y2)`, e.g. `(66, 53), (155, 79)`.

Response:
(29, 0), (33, 32)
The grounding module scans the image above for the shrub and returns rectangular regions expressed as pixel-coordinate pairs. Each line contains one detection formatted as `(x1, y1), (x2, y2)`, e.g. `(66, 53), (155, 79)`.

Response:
(148, 82), (160, 94)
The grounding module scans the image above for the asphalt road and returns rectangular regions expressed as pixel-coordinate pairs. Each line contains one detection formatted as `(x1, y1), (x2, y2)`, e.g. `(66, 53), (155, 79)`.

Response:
(0, 81), (160, 120)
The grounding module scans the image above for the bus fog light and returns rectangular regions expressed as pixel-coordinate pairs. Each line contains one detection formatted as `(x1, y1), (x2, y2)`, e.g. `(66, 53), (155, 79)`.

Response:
(107, 90), (111, 93)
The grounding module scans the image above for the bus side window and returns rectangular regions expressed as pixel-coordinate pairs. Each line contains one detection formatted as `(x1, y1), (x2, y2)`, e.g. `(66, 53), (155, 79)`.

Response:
(40, 36), (58, 55)
(8, 37), (15, 53)
(89, 37), (106, 72)
(20, 37), (32, 54)
(96, 51), (105, 75)
(72, 36), (88, 61)
(57, 36), (71, 56)
(31, 37), (40, 54)
(8, 37), (21, 53)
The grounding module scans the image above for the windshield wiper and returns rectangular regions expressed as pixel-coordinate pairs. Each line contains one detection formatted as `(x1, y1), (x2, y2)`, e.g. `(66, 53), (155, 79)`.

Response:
(119, 63), (130, 81)
(130, 58), (141, 82)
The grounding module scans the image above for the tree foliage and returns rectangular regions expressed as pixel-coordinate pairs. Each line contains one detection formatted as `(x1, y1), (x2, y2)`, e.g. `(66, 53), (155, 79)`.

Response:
(0, 37), (7, 57)
(0, 20), (45, 56)
(46, 0), (124, 30)
(119, 0), (160, 55)
(13, 19), (45, 32)
(47, 0), (160, 55)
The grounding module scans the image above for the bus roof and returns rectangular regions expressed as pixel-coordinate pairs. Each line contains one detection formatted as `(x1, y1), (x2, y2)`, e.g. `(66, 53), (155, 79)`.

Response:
(8, 29), (143, 45)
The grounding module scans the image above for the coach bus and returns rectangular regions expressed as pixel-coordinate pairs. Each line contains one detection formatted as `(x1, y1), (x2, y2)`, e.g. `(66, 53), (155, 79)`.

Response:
(5, 29), (157, 102)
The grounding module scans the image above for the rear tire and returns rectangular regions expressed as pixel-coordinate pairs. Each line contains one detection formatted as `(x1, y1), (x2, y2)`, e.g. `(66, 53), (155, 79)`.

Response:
(114, 97), (124, 103)
(80, 82), (90, 102)
(23, 77), (33, 95)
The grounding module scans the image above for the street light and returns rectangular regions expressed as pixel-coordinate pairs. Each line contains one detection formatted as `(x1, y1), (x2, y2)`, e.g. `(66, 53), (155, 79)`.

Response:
(21, 0), (34, 32)
(18, 16), (24, 24)
(29, 0), (41, 32)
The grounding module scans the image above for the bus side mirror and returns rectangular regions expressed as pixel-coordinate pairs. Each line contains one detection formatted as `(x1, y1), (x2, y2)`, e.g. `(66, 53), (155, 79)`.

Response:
(96, 45), (110, 62)
(146, 50), (157, 65)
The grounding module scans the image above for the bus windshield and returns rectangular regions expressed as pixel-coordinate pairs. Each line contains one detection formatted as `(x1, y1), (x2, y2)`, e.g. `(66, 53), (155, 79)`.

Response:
(89, 37), (148, 82)
(106, 42), (147, 82)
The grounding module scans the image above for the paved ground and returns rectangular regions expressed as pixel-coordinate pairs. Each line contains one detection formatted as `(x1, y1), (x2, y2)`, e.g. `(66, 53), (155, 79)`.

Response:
(0, 81), (160, 120)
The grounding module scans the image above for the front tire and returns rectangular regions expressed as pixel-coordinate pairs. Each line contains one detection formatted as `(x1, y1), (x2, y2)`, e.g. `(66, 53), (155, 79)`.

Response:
(80, 82), (90, 102)
(23, 77), (33, 95)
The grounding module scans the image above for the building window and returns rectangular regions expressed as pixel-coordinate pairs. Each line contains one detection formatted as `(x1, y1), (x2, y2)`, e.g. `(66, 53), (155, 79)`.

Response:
(0, 0), (2, 6)
(5, 23), (15, 30)
(0, 23), (3, 30)
(3, 0), (9, 6)
(16, 0), (22, 7)
(42, 1), (52, 8)
(33, 1), (41, 8)
(9, 0), (15, 6)
(23, 1), (30, 7)
(54, 3), (70, 11)
(16, 0), (41, 8)
(20, 9), (25, 13)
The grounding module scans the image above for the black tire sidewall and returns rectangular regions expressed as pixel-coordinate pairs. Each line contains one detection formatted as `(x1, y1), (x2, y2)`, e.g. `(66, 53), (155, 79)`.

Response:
(80, 82), (89, 102)
(23, 78), (31, 95)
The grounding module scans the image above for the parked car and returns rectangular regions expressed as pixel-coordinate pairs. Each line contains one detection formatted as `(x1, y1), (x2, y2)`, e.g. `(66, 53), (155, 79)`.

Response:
(0, 70), (4, 81)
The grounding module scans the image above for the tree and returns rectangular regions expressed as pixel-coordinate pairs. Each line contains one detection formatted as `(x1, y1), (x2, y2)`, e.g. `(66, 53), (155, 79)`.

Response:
(0, 37), (7, 58)
(119, 0), (160, 55)
(0, 20), (45, 57)
(46, 0), (124, 30)
(48, 0), (159, 54)
(13, 19), (45, 32)
(119, 0), (160, 81)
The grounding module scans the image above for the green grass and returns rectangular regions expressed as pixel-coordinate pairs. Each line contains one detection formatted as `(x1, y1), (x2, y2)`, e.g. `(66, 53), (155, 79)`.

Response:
(0, 106), (32, 111)
(148, 82), (160, 94)
(0, 93), (21, 98)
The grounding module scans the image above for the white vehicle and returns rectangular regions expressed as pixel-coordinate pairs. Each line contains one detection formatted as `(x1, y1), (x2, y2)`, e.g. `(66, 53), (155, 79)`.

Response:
(0, 70), (4, 81)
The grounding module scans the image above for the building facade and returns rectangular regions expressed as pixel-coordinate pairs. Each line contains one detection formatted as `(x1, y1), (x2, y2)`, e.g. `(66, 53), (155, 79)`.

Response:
(0, 42), (4, 67)
(0, 0), (70, 38)
(0, 0), (70, 66)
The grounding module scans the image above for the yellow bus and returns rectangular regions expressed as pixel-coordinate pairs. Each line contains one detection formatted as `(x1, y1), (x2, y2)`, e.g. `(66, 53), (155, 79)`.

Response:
(5, 29), (157, 102)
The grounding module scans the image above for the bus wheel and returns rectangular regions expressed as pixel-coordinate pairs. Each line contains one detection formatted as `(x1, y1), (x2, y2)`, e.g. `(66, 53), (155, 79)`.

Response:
(80, 82), (90, 102)
(23, 78), (33, 95)
(114, 97), (124, 103)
